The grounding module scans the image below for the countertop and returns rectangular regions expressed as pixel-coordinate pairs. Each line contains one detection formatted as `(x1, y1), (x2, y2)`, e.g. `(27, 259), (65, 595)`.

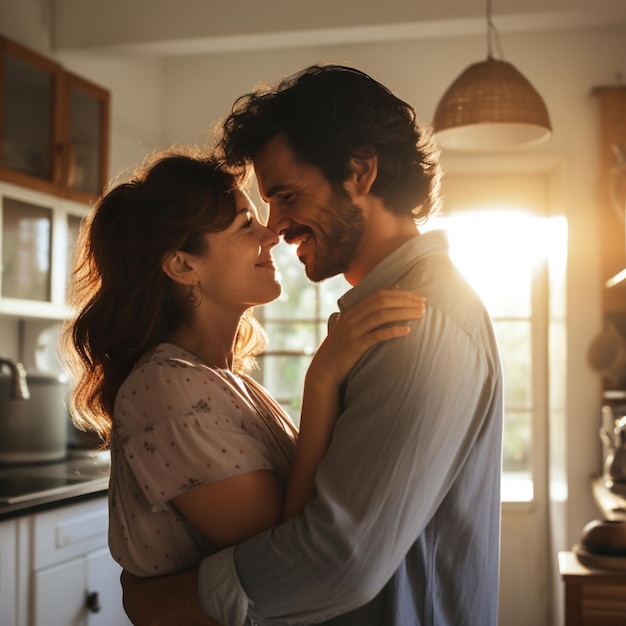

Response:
(0, 449), (110, 520)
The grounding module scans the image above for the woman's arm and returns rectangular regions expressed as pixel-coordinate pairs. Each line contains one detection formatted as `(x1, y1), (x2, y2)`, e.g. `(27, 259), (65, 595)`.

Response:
(172, 470), (283, 548)
(174, 290), (425, 545)
(282, 289), (426, 518)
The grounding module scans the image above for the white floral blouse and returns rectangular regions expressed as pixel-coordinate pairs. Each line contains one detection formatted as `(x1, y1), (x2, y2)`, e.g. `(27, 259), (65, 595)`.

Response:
(108, 343), (297, 576)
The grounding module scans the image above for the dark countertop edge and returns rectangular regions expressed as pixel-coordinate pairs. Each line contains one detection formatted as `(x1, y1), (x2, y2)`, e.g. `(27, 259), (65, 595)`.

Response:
(0, 479), (109, 521)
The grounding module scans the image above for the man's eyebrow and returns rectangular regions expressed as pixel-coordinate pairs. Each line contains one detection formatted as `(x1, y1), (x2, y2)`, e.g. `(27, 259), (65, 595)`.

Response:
(263, 183), (293, 199)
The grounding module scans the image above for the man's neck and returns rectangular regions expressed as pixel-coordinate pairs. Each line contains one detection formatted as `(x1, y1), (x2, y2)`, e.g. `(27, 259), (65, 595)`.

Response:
(344, 215), (419, 286)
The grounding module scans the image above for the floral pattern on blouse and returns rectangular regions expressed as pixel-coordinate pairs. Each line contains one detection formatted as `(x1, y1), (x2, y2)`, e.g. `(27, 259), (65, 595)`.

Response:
(107, 343), (297, 576)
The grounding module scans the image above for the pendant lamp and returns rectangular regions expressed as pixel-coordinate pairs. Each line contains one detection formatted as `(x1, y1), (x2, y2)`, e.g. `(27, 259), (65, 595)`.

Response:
(432, 0), (552, 151)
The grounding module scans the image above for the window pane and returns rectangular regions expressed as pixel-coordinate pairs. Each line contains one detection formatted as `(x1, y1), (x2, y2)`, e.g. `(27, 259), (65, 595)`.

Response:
(265, 241), (318, 319)
(493, 320), (532, 408)
(252, 354), (310, 425)
(441, 212), (533, 317)
(263, 321), (319, 353)
(502, 410), (532, 472)
(319, 275), (350, 318)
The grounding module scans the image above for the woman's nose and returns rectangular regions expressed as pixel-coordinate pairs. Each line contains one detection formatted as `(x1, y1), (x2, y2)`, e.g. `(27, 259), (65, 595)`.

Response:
(259, 224), (280, 247)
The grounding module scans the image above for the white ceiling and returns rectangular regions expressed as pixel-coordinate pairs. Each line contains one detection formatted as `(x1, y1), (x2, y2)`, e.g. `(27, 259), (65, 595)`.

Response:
(52, 0), (626, 56)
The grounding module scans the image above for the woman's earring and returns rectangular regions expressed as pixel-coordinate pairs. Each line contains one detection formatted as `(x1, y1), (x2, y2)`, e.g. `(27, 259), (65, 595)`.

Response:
(188, 283), (203, 308)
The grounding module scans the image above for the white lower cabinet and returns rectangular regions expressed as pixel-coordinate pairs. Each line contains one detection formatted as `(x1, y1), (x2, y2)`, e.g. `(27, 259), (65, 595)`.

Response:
(33, 557), (85, 626)
(85, 548), (131, 626)
(0, 519), (18, 625)
(32, 546), (130, 626)
(6, 496), (132, 626)
(30, 497), (131, 626)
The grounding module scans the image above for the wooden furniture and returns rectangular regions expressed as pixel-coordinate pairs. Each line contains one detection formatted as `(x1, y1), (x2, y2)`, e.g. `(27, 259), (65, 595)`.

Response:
(559, 550), (626, 625)
(0, 34), (110, 204)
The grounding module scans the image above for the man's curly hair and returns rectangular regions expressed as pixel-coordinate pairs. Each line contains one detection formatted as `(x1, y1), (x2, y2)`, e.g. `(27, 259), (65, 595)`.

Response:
(214, 63), (442, 221)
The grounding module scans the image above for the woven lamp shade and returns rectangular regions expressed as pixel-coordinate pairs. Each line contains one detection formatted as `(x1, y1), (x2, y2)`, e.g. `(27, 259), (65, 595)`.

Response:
(433, 58), (552, 151)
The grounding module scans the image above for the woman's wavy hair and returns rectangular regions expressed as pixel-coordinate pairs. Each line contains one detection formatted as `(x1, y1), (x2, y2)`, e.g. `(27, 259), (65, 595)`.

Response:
(215, 63), (442, 221)
(61, 146), (266, 445)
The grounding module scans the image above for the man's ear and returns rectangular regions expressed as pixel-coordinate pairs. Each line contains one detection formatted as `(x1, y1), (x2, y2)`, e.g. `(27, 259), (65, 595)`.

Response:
(345, 150), (378, 196)
(161, 251), (195, 285)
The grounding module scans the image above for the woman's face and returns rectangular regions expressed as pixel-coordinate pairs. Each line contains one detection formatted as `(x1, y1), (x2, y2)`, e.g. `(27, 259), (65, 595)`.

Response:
(192, 189), (282, 311)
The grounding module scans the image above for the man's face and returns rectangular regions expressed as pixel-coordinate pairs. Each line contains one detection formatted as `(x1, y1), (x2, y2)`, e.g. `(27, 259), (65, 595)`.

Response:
(253, 134), (365, 282)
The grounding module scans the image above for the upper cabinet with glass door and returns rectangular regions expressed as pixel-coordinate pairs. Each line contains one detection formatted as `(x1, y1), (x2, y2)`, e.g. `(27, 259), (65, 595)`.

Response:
(0, 35), (110, 203)
(0, 181), (88, 319)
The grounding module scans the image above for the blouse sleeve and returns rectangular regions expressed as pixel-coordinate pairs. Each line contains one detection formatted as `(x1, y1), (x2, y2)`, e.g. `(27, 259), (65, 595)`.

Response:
(118, 358), (275, 509)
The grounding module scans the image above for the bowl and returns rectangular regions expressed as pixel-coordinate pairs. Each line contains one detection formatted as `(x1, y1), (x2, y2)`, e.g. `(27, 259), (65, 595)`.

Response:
(580, 519), (626, 556)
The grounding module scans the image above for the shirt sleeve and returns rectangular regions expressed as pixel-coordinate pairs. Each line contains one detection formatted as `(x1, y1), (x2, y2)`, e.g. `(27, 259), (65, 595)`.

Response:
(198, 301), (501, 625)
(120, 361), (274, 509)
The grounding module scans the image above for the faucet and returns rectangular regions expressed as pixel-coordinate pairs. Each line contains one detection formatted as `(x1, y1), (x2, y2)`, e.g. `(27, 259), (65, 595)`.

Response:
(0, 358), (30, 400)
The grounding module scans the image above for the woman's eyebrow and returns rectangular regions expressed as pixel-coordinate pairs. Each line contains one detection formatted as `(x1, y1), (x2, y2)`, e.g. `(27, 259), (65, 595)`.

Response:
(234, 207), (252, 220)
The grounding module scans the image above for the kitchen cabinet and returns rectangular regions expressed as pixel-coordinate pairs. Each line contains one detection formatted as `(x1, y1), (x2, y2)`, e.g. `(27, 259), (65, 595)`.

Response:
(0, 180), (87, 319)
(0, 34), (110, 204)
(23, 497), (131, 626)
(0, 518), (17, 625)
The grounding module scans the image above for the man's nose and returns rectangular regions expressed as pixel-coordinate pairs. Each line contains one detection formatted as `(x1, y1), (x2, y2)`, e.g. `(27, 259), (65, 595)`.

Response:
(266, 204), (286, 235)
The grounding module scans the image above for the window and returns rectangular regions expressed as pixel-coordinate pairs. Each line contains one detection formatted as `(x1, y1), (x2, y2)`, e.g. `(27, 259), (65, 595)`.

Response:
(252, 239), (349, 424)
(254, 180), (567, 504)
(423, 210), (567, 502)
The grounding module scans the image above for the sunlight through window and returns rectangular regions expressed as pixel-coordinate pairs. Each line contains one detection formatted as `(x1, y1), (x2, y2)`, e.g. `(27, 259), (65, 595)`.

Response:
(424, 211), (568, 502)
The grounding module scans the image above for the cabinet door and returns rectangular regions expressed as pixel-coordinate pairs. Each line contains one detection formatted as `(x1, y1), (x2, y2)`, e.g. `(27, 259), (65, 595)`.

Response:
(1, 194), (52, 303)
(62, 72), (110, 202)
(0, 35), (63, 195)
(0, 35), (110, 203)
(0, 182), (88, 318)
(86, 548), (132, 626)
(0, 520), (17, 626)
(33, 557), (85, 626)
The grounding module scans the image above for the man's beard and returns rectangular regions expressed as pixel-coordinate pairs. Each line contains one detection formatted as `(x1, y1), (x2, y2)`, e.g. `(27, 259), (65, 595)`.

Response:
(304, 187), (365, 282)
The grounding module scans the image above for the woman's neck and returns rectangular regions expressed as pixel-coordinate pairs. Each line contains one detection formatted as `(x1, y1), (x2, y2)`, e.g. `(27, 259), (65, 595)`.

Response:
(167, 316), (238, 370)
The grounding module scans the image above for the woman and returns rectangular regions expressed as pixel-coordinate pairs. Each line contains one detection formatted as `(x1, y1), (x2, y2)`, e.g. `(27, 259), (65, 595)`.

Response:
(62, 146), (425, 577)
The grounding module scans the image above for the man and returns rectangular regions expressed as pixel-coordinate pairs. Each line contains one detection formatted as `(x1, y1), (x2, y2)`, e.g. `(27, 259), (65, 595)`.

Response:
(124, 63), (503, 626)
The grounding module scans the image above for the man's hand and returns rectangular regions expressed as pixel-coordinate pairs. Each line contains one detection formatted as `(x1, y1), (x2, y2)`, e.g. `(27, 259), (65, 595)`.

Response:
(121, 568), (222, 626)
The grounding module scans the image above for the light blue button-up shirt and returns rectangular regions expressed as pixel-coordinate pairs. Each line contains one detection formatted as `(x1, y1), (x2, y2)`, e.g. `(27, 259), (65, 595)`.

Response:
(199, 230), (503, 626)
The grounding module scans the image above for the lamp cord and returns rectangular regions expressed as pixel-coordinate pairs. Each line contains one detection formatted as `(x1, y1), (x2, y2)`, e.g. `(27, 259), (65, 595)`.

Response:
(486, 0), (504, 60)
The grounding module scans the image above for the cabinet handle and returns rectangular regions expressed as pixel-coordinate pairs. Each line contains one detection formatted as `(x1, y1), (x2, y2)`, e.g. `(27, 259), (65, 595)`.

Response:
(86, 590), (102, 613)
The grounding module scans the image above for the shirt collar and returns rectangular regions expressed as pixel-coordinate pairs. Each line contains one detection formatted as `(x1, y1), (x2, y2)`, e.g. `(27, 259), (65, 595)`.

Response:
(337, 230), (449, 313)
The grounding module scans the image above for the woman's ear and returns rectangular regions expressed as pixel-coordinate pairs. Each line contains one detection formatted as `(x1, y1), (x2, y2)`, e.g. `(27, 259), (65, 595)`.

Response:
(345, 150), (378, 196)
(161, 251), (195, 285)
